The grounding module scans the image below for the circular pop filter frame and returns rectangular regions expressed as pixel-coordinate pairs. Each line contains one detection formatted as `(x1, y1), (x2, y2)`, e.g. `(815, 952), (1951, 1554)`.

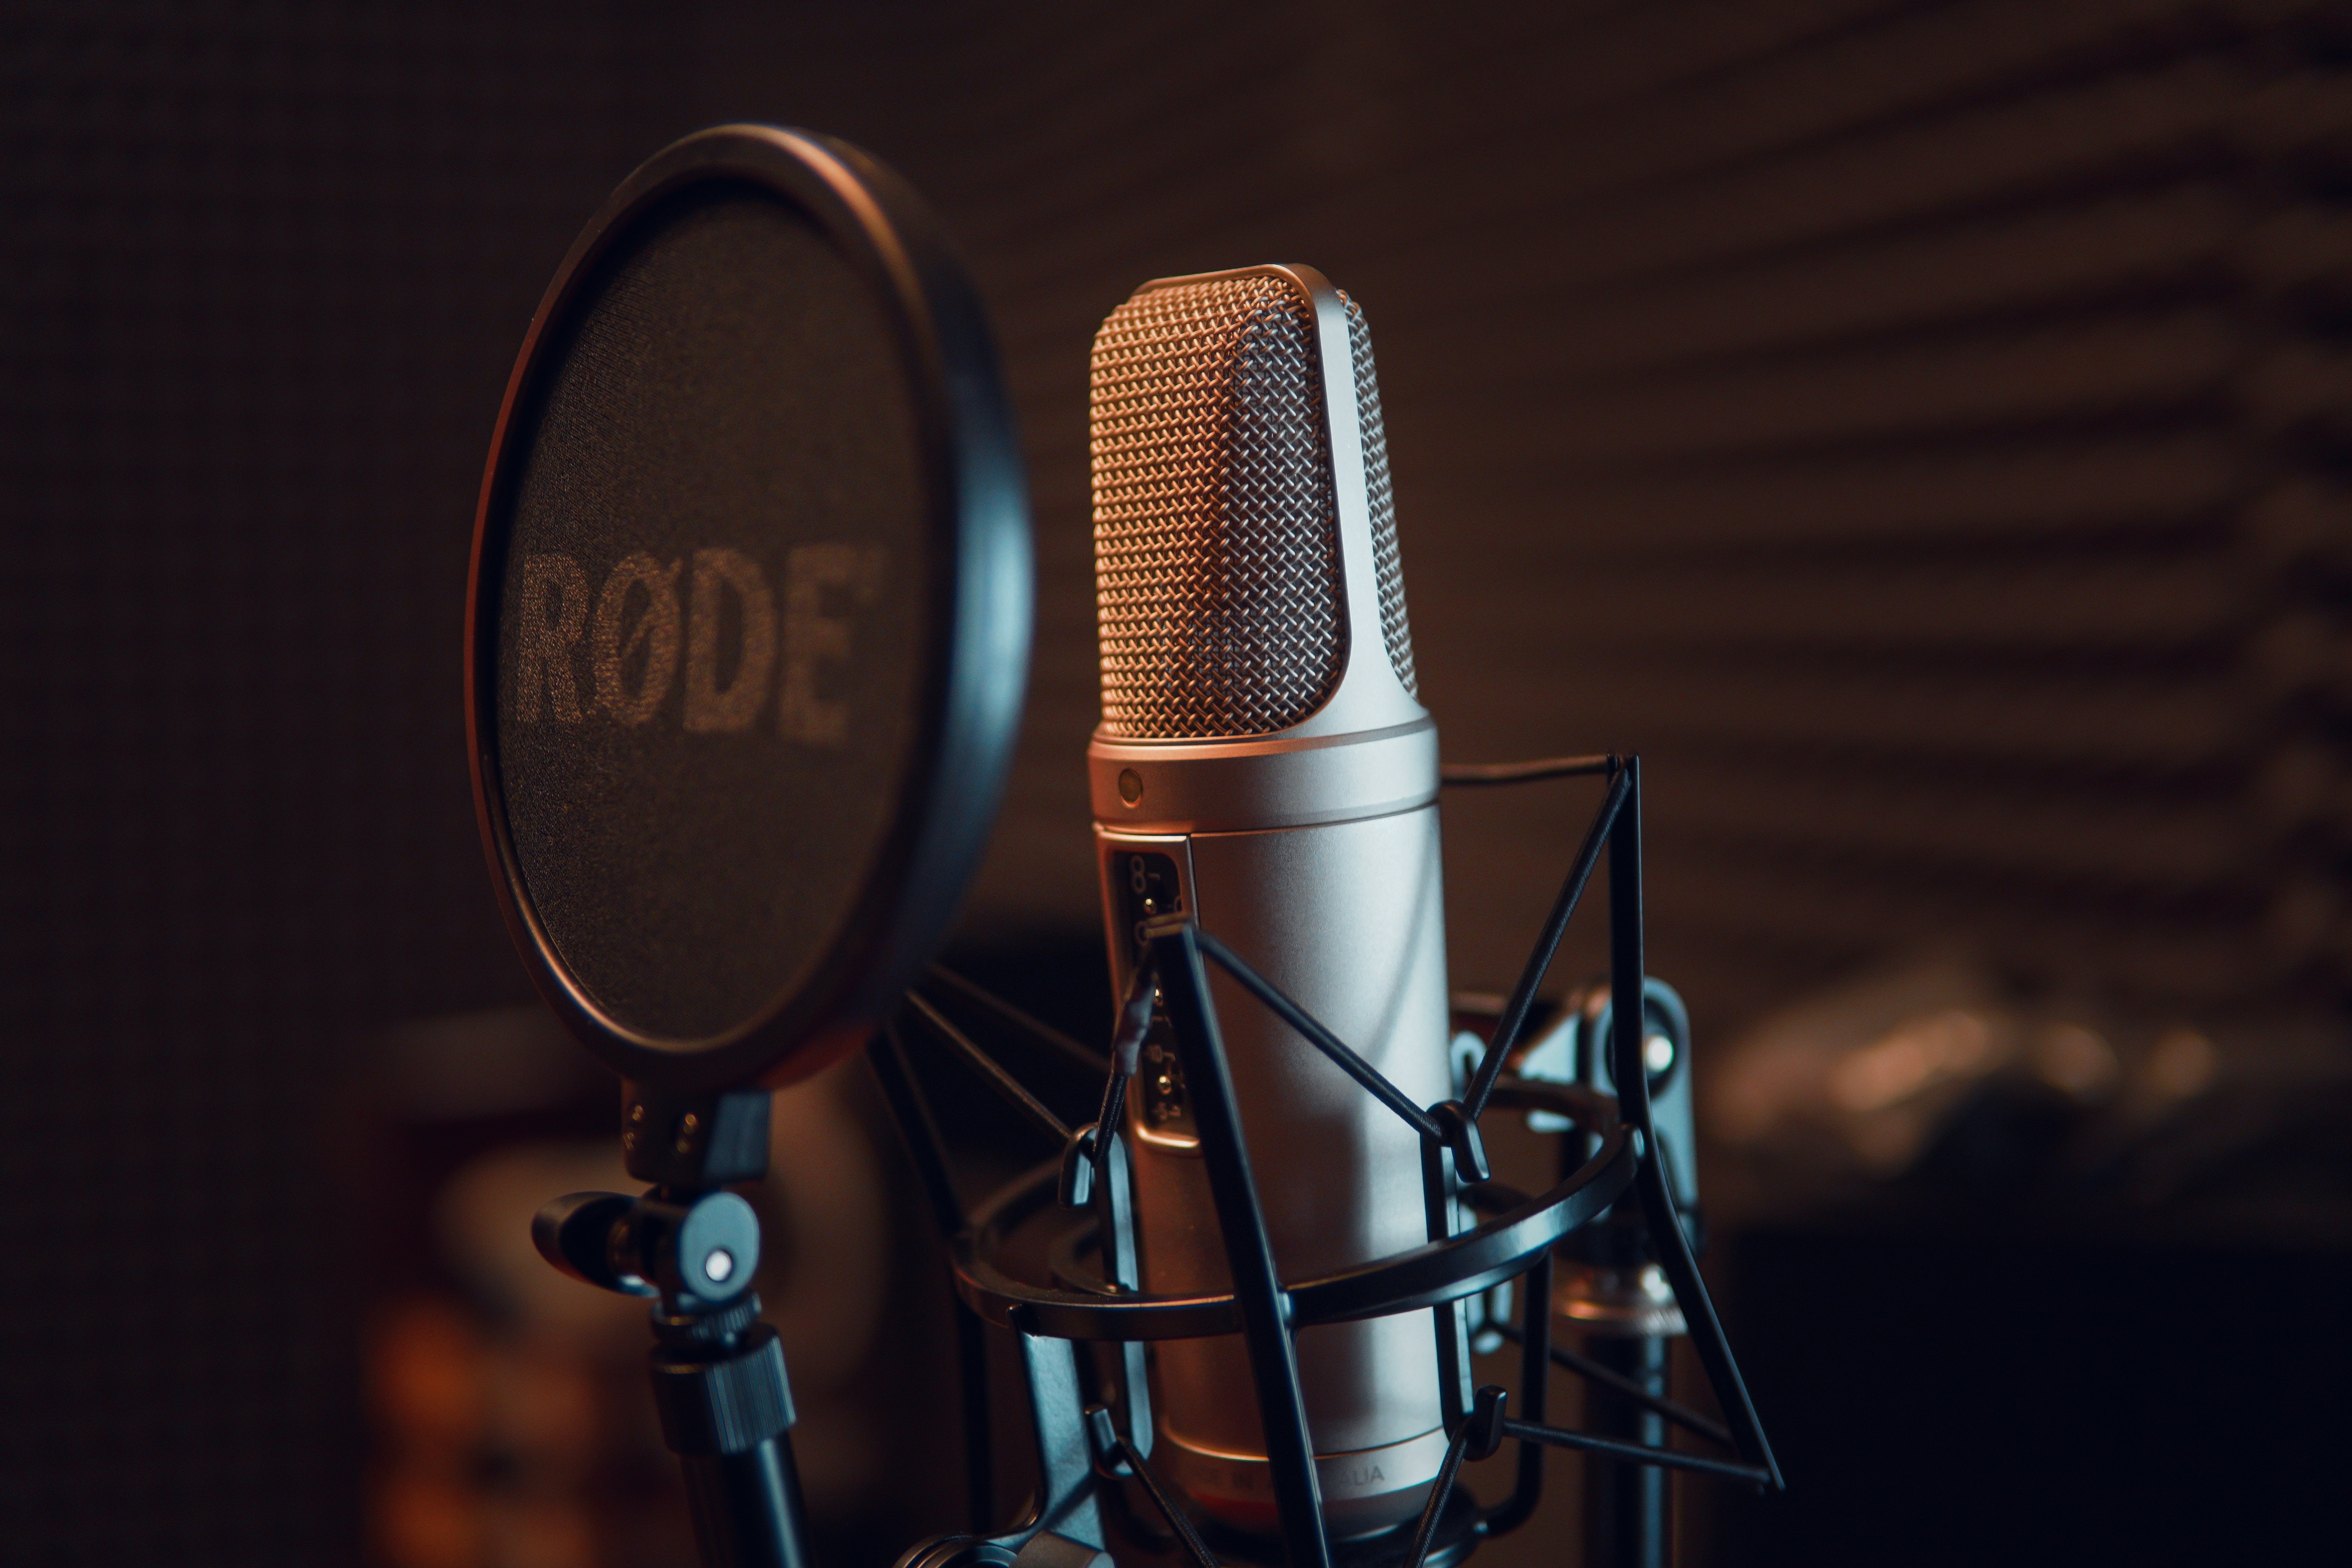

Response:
(466, 125), (1030, 1091)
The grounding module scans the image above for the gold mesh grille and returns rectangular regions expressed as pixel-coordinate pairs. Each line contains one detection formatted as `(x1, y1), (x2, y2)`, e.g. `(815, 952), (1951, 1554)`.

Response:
(1091, 274), (1346, 738)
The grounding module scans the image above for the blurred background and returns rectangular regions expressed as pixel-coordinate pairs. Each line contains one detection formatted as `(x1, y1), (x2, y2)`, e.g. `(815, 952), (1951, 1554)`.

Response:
(5, 1), (2350, 1563)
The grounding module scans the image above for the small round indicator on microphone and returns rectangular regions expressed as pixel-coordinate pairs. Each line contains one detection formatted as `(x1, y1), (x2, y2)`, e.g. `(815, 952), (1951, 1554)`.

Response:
(703, 1248), (735, 1284)
(1118, 768), (1143, 805)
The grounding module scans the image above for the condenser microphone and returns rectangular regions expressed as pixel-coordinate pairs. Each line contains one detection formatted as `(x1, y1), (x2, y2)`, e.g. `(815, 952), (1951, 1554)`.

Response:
(1088, 266), (1453, 1539)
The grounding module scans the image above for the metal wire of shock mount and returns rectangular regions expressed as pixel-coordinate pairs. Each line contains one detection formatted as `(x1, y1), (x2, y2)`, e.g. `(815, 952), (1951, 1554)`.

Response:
(871, 757), (1782, 1568)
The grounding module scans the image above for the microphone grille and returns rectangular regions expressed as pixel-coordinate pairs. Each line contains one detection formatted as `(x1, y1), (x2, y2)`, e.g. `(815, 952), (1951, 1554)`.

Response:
(1091, 275), (1419, 738)
(1091, 274), (1345, 739)
(1350, 296), (1418, 702)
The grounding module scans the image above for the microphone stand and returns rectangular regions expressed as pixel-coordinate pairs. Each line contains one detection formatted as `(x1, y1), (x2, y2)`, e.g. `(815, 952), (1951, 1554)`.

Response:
(1544, 977), (1705, 1568)
(531, 1083), (816, 1568)
(1558, 1216), (1682, 1568)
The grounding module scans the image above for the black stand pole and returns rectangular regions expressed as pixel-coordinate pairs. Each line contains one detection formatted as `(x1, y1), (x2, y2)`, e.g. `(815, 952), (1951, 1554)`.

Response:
(534, 1083), (815, 1568)
(653, 1297), (815, 1568)
(1581, 1332), (1670, 1568)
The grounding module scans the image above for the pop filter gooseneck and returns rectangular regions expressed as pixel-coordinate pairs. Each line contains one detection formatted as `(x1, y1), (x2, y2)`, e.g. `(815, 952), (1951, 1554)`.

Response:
(466, 125), (1030, 1568)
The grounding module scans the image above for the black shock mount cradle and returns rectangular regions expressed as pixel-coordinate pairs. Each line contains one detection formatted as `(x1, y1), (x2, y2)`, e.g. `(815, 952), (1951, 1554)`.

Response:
(536, 755), (1783, 1568)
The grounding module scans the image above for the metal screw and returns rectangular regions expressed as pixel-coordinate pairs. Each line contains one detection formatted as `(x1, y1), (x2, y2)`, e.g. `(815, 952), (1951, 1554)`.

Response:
(1118, 768), (1143, 806)
(674, 1111), (701, 1155)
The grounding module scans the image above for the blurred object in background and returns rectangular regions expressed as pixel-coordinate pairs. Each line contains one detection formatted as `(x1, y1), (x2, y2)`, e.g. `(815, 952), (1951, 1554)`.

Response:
(1697, 956), (2352, 1565)
(1703, 951), (2352, 1238)
(345, 1008), (945, 1568)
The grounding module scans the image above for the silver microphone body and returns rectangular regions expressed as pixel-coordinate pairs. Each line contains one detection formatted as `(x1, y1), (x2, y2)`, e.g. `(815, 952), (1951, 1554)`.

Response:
(1088, 266), (1455, 1537)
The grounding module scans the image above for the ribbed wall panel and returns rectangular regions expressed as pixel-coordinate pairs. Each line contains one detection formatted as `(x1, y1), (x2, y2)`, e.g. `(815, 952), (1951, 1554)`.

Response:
(689, 0), (2352, 1027)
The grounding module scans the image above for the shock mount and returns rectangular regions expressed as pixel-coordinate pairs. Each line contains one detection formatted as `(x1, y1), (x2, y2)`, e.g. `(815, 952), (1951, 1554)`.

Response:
(534, 756), (1783, 1568)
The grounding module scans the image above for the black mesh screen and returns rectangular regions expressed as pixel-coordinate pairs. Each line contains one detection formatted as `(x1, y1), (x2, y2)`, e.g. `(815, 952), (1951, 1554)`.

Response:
(493, 183), (931, 1044)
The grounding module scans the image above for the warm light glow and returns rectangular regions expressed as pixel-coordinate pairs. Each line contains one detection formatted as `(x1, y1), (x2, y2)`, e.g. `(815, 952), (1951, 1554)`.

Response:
(1826, 1009), (1998, 1114)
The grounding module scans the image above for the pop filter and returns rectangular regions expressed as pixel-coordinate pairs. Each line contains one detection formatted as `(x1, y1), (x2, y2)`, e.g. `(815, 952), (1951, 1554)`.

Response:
(466, 125), (1029, 1093)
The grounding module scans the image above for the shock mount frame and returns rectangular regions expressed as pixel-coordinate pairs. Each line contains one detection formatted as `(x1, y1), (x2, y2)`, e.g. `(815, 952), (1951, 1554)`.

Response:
(535, 756), (1783, 1568)
(871, 755), (1783, 1568)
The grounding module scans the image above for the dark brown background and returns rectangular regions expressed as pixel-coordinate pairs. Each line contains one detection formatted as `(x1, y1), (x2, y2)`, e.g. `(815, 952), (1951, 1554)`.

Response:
(4, 2), (2347, 1563)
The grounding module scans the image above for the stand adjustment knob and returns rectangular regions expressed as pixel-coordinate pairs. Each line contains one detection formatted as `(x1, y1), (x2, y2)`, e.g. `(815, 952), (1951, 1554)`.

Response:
(652, 1321), (797, 1455)
(533, 1188), (763, 1309)
(533, 1191), (654, 1296)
